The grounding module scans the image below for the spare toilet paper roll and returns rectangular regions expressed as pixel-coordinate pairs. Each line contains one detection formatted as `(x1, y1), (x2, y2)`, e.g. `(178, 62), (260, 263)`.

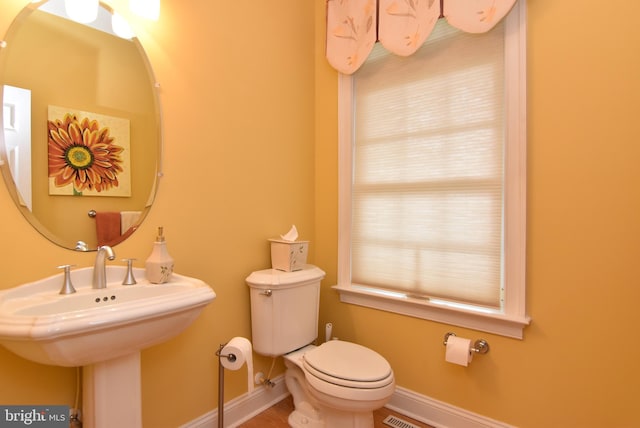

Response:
(221, 337), (254, 393)
(445, 335), (473, 366)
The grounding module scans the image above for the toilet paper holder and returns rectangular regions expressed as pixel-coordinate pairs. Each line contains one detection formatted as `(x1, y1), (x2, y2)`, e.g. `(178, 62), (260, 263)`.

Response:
(443, 332), (490, 355)
(216, 343), (238, 363)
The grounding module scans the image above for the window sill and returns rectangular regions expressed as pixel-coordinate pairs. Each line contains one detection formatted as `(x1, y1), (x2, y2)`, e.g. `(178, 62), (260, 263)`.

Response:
(332, 285), (531, 339)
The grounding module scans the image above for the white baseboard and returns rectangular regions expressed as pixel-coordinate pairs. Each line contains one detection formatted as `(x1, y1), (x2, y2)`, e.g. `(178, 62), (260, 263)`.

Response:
(181, 377), (514, 428)
(179, 374), (290, 428)
(386, 386), (516, 428)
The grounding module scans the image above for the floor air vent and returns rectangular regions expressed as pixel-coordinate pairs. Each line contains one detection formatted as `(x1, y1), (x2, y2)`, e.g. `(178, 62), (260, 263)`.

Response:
(383, 415), (421, 428)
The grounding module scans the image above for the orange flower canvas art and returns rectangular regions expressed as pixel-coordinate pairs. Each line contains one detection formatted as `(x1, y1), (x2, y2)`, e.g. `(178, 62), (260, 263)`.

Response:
(47, 106), (131, 197)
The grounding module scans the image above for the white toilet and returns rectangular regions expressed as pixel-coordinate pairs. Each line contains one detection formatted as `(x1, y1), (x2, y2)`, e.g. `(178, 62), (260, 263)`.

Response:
(246, 265), (395, 428)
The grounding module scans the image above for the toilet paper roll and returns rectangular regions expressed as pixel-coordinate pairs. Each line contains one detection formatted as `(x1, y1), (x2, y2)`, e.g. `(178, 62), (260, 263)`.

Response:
(445, 335), (473, 366)
(221, 337), (254, 393)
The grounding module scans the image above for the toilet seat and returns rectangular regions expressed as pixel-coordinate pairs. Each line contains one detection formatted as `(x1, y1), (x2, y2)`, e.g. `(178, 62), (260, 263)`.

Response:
(302, 341), (394, 399)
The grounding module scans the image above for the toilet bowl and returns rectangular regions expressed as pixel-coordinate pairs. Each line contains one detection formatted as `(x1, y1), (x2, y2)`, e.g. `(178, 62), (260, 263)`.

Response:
(246, 265), (395, 428)
(284, 342), (395, 428)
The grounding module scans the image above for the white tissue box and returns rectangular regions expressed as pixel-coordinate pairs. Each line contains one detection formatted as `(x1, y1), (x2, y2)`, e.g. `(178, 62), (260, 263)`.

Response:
(269, 239), (309, 272)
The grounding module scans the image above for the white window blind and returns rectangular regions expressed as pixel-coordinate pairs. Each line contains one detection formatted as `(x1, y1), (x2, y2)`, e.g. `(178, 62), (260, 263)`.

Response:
(351, 21), (505, 309)
(335, 1), (528, 338)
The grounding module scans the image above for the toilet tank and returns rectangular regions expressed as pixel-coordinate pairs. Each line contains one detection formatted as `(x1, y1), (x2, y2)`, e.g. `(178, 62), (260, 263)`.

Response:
(246, 265), (325, 357)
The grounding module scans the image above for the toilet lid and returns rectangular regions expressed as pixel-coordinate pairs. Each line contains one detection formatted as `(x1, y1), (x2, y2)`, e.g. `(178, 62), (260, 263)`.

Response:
(303, 341), (393, 388)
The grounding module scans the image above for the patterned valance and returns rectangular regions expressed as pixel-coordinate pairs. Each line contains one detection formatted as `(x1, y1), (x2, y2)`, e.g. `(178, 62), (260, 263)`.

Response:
(326, 0), (517, 74)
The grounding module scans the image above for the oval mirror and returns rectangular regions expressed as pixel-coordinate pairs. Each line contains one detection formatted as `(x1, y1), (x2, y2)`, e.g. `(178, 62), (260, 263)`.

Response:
(0, 0), (161, 251)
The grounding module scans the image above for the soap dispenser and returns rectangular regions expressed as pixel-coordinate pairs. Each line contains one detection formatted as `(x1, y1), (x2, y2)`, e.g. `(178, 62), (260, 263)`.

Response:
(145, 226), (174, 283)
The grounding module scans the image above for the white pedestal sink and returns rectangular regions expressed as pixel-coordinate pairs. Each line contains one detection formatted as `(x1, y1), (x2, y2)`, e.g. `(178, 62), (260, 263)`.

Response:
(0, 266), (216, 428)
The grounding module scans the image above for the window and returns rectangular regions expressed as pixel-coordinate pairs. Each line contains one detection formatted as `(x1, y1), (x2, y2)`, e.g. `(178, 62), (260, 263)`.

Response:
(333, 1), (529, 338)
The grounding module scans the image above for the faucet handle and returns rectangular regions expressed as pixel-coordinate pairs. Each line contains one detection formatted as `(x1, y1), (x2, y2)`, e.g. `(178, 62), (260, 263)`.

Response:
(57, 264), (77, 295)
(122, 258), (137, 285)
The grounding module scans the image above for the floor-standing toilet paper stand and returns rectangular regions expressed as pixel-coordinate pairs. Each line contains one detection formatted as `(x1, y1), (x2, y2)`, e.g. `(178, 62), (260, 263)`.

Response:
(216, 343), (237, 428)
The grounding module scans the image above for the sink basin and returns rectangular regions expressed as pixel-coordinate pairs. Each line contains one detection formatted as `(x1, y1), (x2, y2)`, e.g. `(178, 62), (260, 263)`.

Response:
(0, 265), (216, 367)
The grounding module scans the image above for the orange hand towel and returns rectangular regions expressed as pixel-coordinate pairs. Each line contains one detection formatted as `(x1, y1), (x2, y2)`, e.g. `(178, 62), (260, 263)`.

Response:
(95, 211), (121, 246)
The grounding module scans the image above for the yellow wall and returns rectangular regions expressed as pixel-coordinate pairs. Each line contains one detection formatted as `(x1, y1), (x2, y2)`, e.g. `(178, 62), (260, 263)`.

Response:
(314, 1), (640, 427)
(0, 1), (314, 427)
(0, 1), (639, 428)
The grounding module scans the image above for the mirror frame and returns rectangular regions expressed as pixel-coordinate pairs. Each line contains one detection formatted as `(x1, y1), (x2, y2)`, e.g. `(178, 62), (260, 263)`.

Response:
(0, 0), (163, 251)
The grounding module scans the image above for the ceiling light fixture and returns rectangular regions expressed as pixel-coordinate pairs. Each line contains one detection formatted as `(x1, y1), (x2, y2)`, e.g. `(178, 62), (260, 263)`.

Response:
(112, 13), (135, 39)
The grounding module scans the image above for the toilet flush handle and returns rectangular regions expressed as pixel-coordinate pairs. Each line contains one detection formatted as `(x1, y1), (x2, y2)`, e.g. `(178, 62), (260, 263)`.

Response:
(260, 289), (272, 297)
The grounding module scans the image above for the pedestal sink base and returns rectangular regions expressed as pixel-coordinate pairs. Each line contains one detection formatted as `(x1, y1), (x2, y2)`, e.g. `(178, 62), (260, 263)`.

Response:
(83, 352), (142, 428)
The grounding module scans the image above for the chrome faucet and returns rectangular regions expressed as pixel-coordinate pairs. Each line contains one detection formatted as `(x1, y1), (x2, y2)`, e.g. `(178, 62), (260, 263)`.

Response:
(92, 245), (116, 289)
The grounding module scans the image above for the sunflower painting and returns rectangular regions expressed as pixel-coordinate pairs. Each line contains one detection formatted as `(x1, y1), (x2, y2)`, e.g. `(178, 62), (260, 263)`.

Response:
(47, 106), (131, 197)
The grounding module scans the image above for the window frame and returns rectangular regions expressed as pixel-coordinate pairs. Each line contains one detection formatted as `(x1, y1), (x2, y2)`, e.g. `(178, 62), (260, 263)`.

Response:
(333, 0), (530, 339)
